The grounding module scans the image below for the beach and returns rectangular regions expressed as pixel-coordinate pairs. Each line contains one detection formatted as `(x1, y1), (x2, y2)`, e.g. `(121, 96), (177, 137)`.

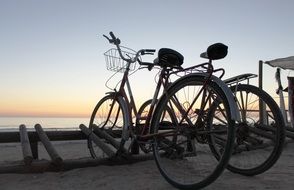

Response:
(0, 140), (293, 190)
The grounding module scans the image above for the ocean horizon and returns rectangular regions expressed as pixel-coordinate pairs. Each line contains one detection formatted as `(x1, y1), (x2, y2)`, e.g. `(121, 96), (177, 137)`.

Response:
(0, 116), (90, 131)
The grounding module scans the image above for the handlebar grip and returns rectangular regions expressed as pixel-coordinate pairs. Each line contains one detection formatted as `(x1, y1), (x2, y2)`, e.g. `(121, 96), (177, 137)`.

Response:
(109, 31), (120, 45)
(139, 62), (153, 66)
(145, 49), (156, 53)
(109, 31), (116, 40)
(141, 49), (156, 55)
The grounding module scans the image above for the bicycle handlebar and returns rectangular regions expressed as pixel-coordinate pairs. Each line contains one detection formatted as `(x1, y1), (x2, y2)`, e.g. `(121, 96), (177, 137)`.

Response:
(103, 31), (121, 45)
(109, 31), (116, 41)
(141, 49), (156, 55)
(137, 59), (155, 71)
(103, 31), (156, 64)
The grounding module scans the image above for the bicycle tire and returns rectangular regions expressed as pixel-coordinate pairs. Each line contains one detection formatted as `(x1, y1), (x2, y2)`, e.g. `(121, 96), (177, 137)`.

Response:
(150, 74), (235, 189)
(88, 93), (129, 158)
(226, 84), (285, 175)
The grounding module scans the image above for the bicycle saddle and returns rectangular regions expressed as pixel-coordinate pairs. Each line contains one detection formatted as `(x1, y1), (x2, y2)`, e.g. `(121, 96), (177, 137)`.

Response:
(154, 48), (184, 68)
(200, 43), (228, 60)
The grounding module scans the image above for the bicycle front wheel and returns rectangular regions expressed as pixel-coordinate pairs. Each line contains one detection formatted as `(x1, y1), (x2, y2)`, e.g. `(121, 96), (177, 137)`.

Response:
(88, 93), (128, 158)
(151, 74), (235, 189)
(227, 84), (285, 175)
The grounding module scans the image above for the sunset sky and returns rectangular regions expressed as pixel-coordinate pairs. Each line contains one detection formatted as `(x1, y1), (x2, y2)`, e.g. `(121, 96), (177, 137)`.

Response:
(1, 0), (294, 117)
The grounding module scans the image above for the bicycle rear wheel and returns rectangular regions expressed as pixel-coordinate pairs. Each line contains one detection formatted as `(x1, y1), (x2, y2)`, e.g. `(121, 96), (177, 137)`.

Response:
(88, 94), (128, 158)
(227, 84), (285, 175)
(151, 75), (235, 189)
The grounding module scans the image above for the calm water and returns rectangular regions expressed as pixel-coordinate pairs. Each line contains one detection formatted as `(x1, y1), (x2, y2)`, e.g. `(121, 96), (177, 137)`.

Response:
(0, 117), (89, 131)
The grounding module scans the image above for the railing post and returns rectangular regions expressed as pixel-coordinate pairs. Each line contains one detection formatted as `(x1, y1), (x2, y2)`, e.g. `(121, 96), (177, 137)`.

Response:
(259, 60), (265, 124)
(259, 60), (263, 90)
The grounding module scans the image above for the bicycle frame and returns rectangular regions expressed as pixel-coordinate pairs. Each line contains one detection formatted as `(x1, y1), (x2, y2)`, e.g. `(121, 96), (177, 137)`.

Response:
(110, 62), (171, 137)
(135, 63), (241, 146)
(121, 62), (223, 140)
(143, 66), (237, 140)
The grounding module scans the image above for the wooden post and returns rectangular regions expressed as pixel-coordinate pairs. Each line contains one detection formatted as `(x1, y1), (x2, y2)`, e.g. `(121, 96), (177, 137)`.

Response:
(79, 124), (115, 157)
(92, 124), (121, 150)
(19, 125), (33, 165)
(34, 124), (63, 165)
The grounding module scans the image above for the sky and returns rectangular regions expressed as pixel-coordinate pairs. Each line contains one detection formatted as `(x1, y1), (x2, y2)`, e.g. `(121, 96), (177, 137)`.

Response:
(0, 0), (294, 118)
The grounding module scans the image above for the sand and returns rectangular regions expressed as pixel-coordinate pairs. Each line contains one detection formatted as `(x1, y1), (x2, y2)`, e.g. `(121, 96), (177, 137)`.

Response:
(0, 140), (293, 190)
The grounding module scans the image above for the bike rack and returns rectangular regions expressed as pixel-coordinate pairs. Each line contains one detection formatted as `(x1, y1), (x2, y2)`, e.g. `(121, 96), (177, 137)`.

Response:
(0, 124), (152, 173)
(1, 119), (294, 173)
(1, 108), (294, 172)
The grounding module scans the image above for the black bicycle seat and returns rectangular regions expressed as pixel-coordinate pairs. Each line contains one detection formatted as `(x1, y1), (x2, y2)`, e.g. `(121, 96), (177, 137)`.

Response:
(200, 43), (228, 60)
(154, 48), (184, 68)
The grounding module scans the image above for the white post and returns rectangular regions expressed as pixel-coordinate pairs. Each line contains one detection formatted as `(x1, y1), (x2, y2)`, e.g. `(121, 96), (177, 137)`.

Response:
(276, 68), (288, 124)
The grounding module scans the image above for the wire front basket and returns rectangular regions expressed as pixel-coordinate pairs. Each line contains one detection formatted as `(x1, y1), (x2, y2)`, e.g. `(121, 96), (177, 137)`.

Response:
(104, 47), (138, 73)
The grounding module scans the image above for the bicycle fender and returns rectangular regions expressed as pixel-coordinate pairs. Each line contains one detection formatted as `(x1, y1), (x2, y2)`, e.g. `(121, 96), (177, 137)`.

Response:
(209, 74), (241, 122)
(116, 96), (131, 141)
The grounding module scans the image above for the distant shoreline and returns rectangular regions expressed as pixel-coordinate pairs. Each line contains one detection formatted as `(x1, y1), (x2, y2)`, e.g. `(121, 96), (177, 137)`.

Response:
(0, 117), (89, 130)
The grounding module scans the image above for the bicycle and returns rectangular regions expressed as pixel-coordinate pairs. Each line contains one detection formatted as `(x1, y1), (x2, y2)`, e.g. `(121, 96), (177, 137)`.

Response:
(88, 32), (240, 189)
(88, 34), (182, 157)
(220, 73), (285, 175)
(140, 72), (286, 177)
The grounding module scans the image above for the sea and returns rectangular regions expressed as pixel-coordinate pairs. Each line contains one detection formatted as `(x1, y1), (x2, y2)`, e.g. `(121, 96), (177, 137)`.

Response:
(0, 116), (89, 132)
